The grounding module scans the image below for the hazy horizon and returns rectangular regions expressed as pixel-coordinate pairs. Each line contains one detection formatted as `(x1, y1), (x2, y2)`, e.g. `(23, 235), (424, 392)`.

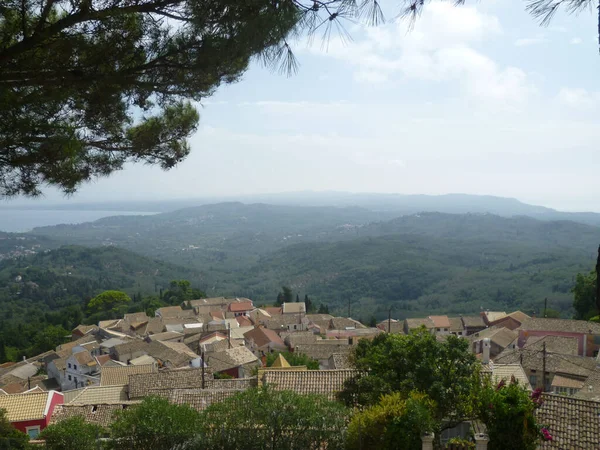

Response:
(3, 0), (600, 212)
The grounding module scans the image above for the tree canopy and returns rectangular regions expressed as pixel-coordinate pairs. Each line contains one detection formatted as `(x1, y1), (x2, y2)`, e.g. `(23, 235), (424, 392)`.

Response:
(0, 0), (389, 197)
(339, 329), (478, 428)
(572, 271), (597, 320)
(40, 416), (104, 450)
(0, 408), (30, 450)
(87, 290), (131, 314)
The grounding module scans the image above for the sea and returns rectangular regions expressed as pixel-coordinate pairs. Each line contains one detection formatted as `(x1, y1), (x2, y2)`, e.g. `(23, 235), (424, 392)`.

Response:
(0, 210), (158, 233)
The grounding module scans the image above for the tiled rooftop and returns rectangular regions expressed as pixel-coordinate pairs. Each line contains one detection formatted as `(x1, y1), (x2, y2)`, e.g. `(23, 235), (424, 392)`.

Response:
(206, 347), (259, 372)
(295, 342), (351, 361)
(128, 368), (206, 399)
(152, 388), (243, 411)
(69, 385), (128, 405)
(51, 403), (135, 428)
(520, 318), (600, 334)
(576, 368), (600, 402)
(261, 369), (358, 400)
(0, 391), (51, 422)
(536, 393), (600, 449)
(100, 363), (157, 386)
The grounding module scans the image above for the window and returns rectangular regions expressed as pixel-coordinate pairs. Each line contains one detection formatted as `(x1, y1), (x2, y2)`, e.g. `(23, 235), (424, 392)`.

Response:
(529, 375), (538, 387)
(74, 377), (78, 386)
(67, 363), (71, 369)
(73, 364), (77, 370)
(26, 426), (40, 439)
(68, 375), (72, 381)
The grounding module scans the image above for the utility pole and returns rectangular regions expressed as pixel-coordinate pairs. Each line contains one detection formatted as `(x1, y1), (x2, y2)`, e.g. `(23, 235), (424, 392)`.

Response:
(544, 297), (547, 318)
(542, 341), (547, 392)
(388, 307), (393, 333)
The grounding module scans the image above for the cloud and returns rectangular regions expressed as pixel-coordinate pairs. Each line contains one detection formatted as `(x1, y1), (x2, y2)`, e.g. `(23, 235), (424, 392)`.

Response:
(304, 3), (533, 104)
(570, 37), (582, 44)
(514, 36), (548, 47)
(557, 88), (598, 108)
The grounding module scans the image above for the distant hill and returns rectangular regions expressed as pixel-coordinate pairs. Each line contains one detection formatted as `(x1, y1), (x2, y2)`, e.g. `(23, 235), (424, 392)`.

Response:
(26, 204), (600, 319)
(10, 192), (600, 225)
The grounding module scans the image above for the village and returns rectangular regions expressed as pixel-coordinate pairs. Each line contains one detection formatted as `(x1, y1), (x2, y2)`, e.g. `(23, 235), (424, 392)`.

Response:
(0, 296), (599, 448)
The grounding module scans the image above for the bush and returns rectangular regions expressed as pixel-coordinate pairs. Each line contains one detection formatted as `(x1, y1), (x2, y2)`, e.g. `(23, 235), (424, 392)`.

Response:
(346, 391), (435, 450)
(40, 416), (104, 450)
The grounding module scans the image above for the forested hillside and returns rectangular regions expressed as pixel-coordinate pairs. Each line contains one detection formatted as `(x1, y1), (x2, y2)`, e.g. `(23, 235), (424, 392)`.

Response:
(24, 204), (600, 322)
(0, 246), (202, 360)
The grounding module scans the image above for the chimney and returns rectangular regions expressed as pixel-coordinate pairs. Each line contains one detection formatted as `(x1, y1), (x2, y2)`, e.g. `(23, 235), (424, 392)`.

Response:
(482, 338), (491, 365)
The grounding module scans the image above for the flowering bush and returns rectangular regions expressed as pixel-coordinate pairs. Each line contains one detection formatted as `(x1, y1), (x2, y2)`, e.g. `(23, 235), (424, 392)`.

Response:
(478, 379), (541, 450)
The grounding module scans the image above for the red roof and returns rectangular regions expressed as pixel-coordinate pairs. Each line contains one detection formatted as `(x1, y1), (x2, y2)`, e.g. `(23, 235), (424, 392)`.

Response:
(244, 327), (285, 348)
(236, 316), (254, 327)
(429, 315), (451, 328)
(228, 301), (253, 313)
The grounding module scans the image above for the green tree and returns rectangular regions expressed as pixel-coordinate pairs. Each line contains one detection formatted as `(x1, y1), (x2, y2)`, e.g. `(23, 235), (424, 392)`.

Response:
(281, 286), (294, 304)
(30, 325), (69, 355)
(478, 380), (541, 450)
(0, 338), (6, 364)
(346, 392), (435, 450)
(110, 396), (202, 450)
(339, 329), (478, 431)
(0, 408), (30, 450)
(276, 292), (284, 306)
(0, 0), (391, 197)
(161, 280), (204, 305)
(296, 293), (300, 303)
(197, 386), (349, 450)
(87, 290), (131, 314)
(318, 303), (329, 314)
(572, 271), (597, 320)
(305, 294), (314, 313)
(368, 315), (377, 327)
(265, 351), (319, 370)
(40, 416), (104, 450)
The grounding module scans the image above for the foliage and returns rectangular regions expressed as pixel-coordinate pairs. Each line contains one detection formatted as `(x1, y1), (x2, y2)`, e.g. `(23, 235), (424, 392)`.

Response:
(0, 409), (30, 450)
(281, 286), (294, 303)
(477, 380), (541, 450)
(265, 351), (319, 370)
(109, 396), (202, 450)
(40, 416), (104, 450)
(32, 206), (598, 319)
(0, 245), (202, 362)
(572, 271), (597, 320)
(339, 329), (478, 428)
(197, 386), (349, 450)
(87, 290), (131, 315)
(161, 280), (205, 305)
(346, 391), (435, 450)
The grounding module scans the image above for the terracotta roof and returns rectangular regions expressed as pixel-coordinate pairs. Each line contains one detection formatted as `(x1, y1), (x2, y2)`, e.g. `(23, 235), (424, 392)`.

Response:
(244, 327), (285, 348)
(236, 315), (254, 327)
(329, 353), (352, 369)
(494, 349), (596, 378)
(282, 303), (306, 314)
(159, 341), (199, 359)
(100, 364), (157, 386)
(483, 311), (507, 323)
(51, 404), (135, 428)
(261, 370), (358, 400)
(228, 301), (253, 313)
(471, 327), (518, 349)
(62, 388), (85, 403)
(523, 335), (579, 356)
(264, 315), (304, 330)
(576, 368), (600, 402)
(461, 316), (486, 328)
(520, 318), (600, 334)
(404, 318), (434, 330)
(95, 355), (113, 367)
(204, 378), (257, 390)
(305, 314), (333, 322)
(124, 312), (150, 323)
(153, 388), (243, 411)
(264, 307), (282, 316)
(376, 320), (405, 334)
(128, 368), (206, 399)
(129, 355), (157, 366)
(189, 297), (229, 307)
(147, 331), (184, 342)
(429, 315), (451, 328)
(448, 317), (464, 332)
(329, 318), (365, 330)
(0, 391), (55, 422)
(72, 324), (98, 336)
(156, 306), (184, 317)
(206, 347), (259, 372)
(551, 374), (585, 389)
(488, 364), (531, 390)
(295, 342), (351, 361)
(282, 331), (318, 348)
(535, 393), (600, 449)
(69, 385), (128, 404)
(112, 340), (150, 358)
(507, 310), (530, 323)
(73, 350), (96, 367)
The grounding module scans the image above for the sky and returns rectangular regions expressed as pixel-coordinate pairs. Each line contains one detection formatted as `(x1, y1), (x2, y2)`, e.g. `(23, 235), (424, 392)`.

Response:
(7, 0), (600, 211)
